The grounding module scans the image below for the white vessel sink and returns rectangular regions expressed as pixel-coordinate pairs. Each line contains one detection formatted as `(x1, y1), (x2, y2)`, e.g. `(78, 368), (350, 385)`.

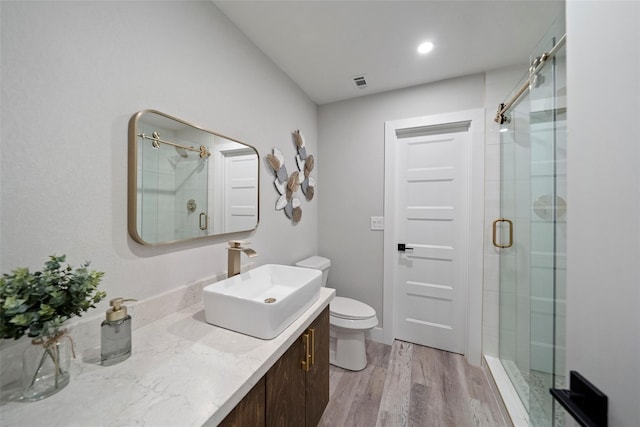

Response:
(202, 264), (321, 339)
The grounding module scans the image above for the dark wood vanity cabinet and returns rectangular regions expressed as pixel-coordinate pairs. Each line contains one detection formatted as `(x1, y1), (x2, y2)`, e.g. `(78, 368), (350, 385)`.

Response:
(265, 332), (306, 426)
(219, 307), (329, 427)
(303, 306), (330, 426)
(267, 306), (330, 427)
(218, 377), (266, 427)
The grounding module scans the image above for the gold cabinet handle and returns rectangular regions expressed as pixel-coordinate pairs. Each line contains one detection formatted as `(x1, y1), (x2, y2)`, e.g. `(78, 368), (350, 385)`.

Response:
(308, 328), (315, 367)
(301, 332), (311, 372)
(199, 212), (208, 230)
(492, 218), (514, 248)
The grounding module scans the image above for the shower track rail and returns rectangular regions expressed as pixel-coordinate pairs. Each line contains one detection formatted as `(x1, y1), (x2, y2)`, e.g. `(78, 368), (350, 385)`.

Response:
(138, 132), (211, 159)
(494, 33), (567, 124)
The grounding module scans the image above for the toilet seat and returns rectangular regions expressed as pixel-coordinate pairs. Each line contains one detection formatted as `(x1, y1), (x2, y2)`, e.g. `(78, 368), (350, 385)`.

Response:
(329, 297), (378, 330)
(330, 297), (376, 320)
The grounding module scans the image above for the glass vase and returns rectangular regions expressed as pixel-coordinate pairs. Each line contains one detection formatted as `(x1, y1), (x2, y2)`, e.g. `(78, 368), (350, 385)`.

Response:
(22, 331), (72, 401)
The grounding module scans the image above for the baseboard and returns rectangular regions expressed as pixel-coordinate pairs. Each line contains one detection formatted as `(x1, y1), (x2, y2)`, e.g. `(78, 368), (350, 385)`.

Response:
(367, 326), (384, 343)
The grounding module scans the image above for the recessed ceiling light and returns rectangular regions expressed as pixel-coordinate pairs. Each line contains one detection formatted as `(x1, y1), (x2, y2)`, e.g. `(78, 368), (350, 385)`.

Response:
(417, 41), (434, 54)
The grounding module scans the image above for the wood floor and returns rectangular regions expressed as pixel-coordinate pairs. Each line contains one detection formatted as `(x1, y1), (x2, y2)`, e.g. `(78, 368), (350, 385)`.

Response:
(318, 340), (511, 427)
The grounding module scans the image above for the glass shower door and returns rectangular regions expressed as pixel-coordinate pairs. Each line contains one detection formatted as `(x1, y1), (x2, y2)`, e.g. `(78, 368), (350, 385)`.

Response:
(498, 17), (566, 427)
(529, 28), (567, 426)
(498, 73), (532, 413)
(528, 29), (566, 427)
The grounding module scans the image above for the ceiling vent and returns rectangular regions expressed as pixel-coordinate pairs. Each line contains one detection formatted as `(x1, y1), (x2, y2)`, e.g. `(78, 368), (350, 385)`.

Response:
(352, 75), (368, 89)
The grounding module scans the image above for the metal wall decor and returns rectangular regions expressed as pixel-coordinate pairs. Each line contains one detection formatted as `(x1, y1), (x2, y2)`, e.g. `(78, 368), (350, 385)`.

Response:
(293, 130), (316, 201)
(266, 130), (316, 224)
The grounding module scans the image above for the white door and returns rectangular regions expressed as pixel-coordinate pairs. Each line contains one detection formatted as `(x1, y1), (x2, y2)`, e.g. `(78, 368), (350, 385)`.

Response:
(224, 152), (258, 232)
(393, 125), (470, 354)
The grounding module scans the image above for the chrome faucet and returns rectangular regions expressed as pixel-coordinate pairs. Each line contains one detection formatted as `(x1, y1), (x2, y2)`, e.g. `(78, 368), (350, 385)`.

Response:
(227, 240), (258, 277)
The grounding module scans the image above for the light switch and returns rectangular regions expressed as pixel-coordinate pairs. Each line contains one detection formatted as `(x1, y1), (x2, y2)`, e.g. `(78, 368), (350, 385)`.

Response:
(370, 216), (384, 230)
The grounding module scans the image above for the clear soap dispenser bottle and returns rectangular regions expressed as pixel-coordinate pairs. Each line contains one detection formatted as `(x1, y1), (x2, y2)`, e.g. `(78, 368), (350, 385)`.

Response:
(101, 297), (134, 366)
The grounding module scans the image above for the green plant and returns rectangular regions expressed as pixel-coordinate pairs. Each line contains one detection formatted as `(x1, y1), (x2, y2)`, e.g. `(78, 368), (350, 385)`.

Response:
(0, 255), (106, 340)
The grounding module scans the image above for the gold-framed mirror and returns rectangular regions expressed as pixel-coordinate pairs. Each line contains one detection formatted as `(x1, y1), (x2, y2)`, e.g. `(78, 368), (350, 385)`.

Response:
(128, 110), (259, 246)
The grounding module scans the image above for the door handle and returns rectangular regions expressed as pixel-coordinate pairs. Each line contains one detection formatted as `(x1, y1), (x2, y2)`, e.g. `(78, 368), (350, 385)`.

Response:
(308, 328), (315, 367)
(199, 212), (208, 231)
(397, 243), (414, 252)
(492, 218), (513, 248)
(301, 332), (311, 372)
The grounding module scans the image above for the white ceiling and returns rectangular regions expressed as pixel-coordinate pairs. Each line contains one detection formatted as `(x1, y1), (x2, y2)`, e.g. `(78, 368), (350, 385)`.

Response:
(213, 0), (564, 105)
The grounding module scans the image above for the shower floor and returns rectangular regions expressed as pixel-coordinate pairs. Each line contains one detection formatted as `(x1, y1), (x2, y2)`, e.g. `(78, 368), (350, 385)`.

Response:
(501, 359), (566, 426)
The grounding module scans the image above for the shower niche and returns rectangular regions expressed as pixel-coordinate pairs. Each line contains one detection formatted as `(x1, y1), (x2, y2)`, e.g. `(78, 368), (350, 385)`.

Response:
(128, 110), (259, 246)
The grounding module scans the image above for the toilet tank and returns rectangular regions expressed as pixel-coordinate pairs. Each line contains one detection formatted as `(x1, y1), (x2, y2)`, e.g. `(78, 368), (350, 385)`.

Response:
(296, 256), (331, 287)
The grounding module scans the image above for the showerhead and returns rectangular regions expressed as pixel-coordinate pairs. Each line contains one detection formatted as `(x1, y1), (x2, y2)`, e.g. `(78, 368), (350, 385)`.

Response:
(174, 146), (188, 158)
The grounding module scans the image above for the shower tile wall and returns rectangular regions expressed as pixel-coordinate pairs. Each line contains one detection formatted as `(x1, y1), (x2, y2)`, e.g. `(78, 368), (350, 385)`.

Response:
(526, 23), (567, 380)
(175, 156), (208, 241)
(138, 126), (179, 244)
(529, 129), (566, 375)
(174, 127), (217, 240)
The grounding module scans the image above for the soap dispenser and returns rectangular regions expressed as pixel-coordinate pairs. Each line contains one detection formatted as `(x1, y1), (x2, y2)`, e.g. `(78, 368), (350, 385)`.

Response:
(101, 298), (134, 366)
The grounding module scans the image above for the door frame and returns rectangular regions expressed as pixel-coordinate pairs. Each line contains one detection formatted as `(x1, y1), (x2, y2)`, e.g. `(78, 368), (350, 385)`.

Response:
(383, 109), (485, 365)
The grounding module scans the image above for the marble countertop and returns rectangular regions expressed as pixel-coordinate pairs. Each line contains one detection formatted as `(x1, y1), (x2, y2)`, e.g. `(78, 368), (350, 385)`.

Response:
(0, 288), (335, 427)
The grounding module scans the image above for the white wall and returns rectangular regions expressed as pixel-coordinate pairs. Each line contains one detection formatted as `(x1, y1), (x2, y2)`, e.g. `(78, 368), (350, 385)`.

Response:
(566, 1), (640, 426)
(0, 2), (317, 312)
(317, 74), (485, 332)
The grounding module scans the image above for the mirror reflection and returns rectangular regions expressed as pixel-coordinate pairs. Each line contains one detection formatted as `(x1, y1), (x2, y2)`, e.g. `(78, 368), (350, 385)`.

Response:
(128, 110), (259, 246)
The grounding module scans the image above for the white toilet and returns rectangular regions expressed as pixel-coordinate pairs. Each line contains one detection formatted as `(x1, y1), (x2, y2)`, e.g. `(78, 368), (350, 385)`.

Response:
(296, 256), (378, 371)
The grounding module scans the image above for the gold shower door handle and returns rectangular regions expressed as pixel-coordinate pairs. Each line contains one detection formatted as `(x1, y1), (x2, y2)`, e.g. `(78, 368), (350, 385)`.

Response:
(492, 218), (514, 248)
(199, 212), (208, 230)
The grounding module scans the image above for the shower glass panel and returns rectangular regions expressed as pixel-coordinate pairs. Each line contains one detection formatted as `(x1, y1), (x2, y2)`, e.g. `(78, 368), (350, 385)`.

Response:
(498, 16), (566, 427)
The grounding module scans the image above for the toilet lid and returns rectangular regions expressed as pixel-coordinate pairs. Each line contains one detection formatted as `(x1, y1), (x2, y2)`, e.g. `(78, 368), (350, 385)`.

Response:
(330, 297), (376, 320)
(296, 256), (331, 270)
